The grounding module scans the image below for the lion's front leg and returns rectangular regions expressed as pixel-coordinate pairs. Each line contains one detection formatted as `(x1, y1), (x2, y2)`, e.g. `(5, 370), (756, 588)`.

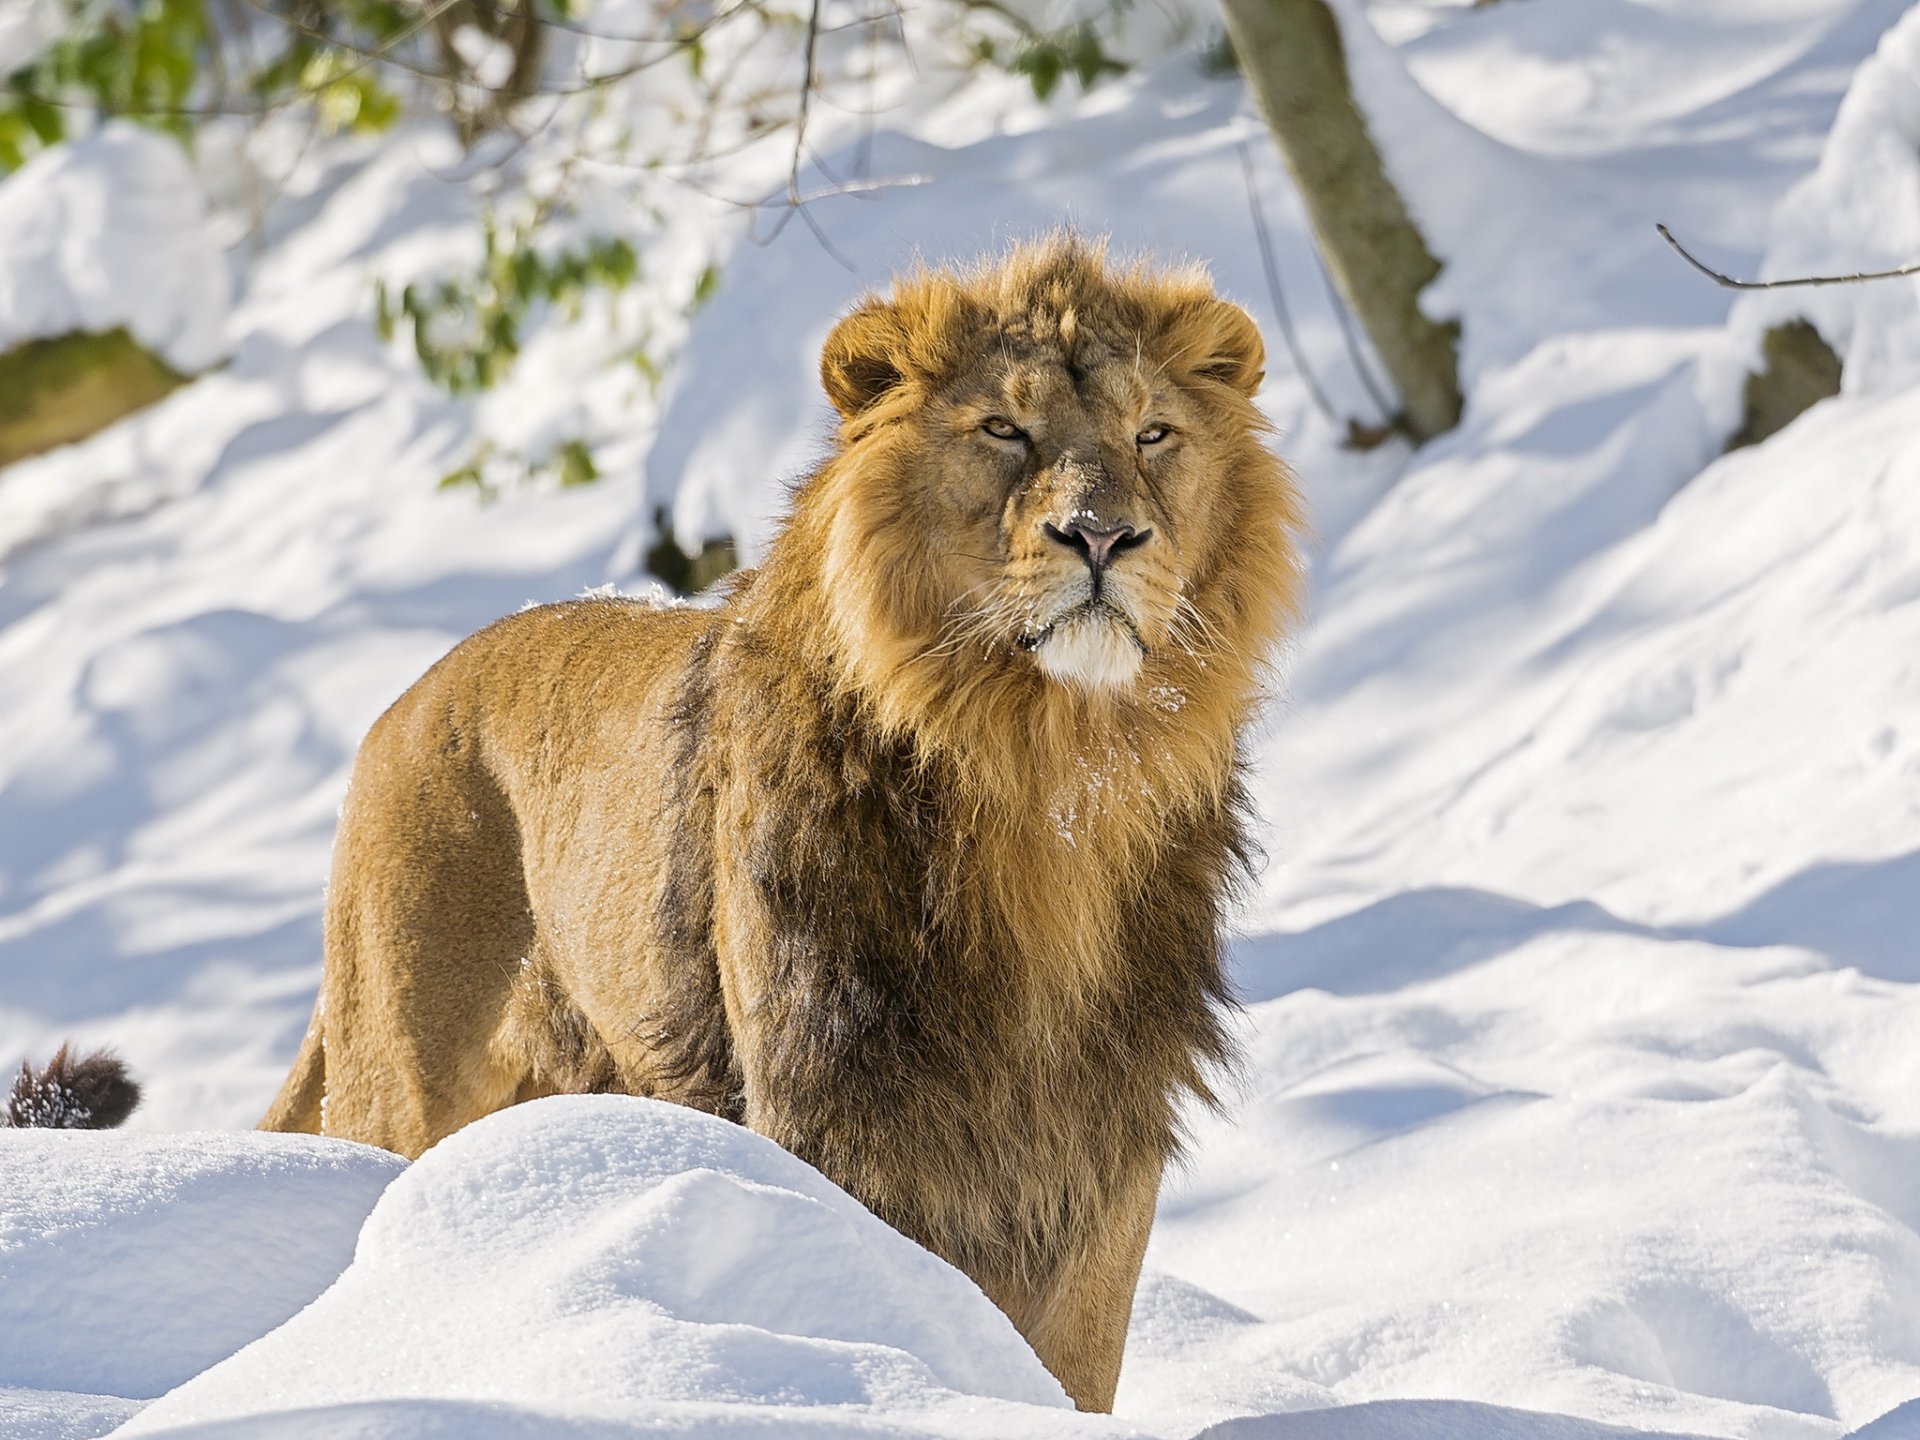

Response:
(1018, 1159), (1163, 1413)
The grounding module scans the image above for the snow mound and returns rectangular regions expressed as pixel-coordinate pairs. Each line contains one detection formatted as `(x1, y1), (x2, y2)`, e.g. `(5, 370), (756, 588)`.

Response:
(1732, 4), (1920, 393)
(1191, 1398), (1717, 1440)
(0, 1386), (141, 1440)
(1846, 1398), (1920, 1437)
(121, 1096), (1095, 1439)
(0, 1129), (402, 1401)
(0, 122), (230, 370)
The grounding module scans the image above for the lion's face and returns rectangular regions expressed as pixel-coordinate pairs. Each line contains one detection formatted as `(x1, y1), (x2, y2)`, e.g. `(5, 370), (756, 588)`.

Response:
(809, 240), (1296, 720)
(912, 332), (1225, 692)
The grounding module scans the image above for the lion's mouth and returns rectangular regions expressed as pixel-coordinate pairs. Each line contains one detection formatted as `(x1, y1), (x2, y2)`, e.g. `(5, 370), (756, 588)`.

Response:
(1020, 600), (1147, 690)
(1020, 599), (1144, 651)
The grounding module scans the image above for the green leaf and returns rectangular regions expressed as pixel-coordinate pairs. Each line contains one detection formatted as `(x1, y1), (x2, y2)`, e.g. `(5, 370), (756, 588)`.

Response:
(351, 77), (400, 134)
(511, 247), (540, 299)
(21, 92), (64, 146)
(690, 262), (720, 312)
(378, 211), (647, 407)
(0, 112), (31, 173)
(554, 438), (599, 488)
(1010, 42), (1064, 101)
(439, 462), (496, 501)
(598, 237), (639, 289)
(1063, 23), (1124, 90)
(350, 0), (418, 45)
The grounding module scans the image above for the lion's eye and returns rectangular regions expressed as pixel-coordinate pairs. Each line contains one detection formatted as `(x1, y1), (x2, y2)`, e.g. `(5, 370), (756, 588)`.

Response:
(982, 417), (1027, 442)
(1137, 424), (1171, 446)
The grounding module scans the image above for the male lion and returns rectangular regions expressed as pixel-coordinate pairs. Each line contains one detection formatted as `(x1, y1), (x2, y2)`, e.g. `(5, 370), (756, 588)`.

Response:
(261, 235), (1306, 1411)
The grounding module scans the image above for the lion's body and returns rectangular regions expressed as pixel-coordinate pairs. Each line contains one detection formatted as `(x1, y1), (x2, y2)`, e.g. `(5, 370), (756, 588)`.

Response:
(264, 237), (1305, 1411)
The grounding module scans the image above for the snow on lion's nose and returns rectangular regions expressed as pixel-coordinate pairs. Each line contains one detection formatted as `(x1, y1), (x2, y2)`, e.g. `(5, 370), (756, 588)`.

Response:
(1043, 520), (1151, 572)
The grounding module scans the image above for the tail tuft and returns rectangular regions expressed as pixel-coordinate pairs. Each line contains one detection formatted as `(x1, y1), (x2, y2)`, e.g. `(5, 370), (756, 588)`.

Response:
(5, 1044), (142, 1129)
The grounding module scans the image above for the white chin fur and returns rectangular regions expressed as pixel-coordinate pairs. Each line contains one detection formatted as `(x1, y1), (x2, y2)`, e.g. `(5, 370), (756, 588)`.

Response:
(1034, 613), (1143, 691)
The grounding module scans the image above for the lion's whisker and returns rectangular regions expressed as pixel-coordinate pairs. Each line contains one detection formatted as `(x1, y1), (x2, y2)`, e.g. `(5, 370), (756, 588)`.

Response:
(1174, 595), (1226, 648)
(909, 598), (1022, 667)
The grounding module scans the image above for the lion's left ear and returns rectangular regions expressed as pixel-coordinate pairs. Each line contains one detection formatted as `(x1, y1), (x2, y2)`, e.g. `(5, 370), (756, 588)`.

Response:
(821, 301), (909, 418)
(1169, 299), (1266, 397)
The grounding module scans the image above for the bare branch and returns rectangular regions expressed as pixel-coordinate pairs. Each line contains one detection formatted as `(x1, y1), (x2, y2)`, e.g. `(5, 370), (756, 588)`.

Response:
(10, 0), (467, 119)
(1657, 223), (1920, 290)
(241, 0), (469, 90)
(791, 0), (824, 205)
(1236, 138), (1338, 424)
(952, 0), (1042, 42)
(758, 0), (854, 270)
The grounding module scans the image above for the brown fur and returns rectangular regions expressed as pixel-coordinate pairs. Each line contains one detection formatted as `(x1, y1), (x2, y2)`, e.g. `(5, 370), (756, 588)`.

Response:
(6, 1043), (142, 1129)
(262, 236), (1307, 1410)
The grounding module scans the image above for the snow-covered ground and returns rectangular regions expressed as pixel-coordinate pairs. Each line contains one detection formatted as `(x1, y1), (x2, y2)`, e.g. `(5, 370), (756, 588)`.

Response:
(5, 1), (1920, 1437)
(0, 125), (230, 371)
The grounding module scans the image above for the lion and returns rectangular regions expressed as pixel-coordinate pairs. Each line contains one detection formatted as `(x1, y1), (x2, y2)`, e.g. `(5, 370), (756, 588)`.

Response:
(260, 235), (1307, 1411)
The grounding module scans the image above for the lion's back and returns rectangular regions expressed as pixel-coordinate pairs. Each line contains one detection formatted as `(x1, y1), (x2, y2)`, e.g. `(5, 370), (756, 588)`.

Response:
(366, 593), (714, 782)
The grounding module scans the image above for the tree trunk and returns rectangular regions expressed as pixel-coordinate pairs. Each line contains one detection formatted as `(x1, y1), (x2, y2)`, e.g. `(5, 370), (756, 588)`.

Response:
(1218, 0), (1462, 441)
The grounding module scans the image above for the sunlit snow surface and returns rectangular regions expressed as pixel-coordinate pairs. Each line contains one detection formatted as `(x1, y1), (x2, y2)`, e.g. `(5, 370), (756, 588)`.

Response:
(3, 1), (1920, 1437)
(0, 123), (230, 369)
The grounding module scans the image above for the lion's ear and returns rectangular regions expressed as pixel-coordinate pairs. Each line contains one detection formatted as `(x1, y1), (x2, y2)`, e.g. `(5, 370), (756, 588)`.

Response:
(821, 301), (909, 418)
(1171, 299), (1266, 397)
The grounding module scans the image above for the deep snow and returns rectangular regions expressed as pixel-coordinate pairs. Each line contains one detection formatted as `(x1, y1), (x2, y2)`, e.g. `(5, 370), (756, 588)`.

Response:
(1732, 2), (1920, 391)
(1, 1129), (401, 1438)
(4, 1), (1920, 1437)
(115, 1098), (1087, 1439)
(0, 125), (230, 370)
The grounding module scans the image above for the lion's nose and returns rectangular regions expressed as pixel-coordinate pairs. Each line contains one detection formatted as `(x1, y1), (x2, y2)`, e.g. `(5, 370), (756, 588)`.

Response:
(1043, 520), (1151, 572)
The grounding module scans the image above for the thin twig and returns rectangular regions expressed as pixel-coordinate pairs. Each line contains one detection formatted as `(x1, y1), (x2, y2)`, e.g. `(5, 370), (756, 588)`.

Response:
(661, 169), (929, 211)
(1312, 234), (1396, 425)
(954, 0), (1043, 42)
(463, 0), (733, 47)
(787, 0), (826, 208)
(1237, 138), (1337, 423)
(1657, 223), (1920, 290)
(760, 0), (854, 269)
(240, 0), (468, 89)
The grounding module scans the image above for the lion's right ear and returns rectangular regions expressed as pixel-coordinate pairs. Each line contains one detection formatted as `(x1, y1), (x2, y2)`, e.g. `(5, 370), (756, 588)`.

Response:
(821, 301), (909, 418)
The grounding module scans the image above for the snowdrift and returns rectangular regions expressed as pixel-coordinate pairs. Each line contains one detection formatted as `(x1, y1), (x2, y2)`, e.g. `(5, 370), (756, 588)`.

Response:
(5, 1096), (1737, 1440)
(90, 1098), (1098, 1440)
(1733, 2), (1920, 395)
(0, 1129), (401, 1439)
(0, 124), (229, 371)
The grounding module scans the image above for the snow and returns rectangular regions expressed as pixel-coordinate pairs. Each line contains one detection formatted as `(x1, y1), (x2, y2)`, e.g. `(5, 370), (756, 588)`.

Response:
(0, 123), (231, 371)
(4, 1), (1920, 1438)
(1314, 0), (1724, 389)
(0, 1129), (401, 1439)
(118, 1097), (1095, 1439)
(0, 0), (64, 72)
(1730, 2), (1920, 392)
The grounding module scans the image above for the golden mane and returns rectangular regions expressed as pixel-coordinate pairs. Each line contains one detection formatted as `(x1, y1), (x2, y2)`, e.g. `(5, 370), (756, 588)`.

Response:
(744, 235), (1307, 998)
